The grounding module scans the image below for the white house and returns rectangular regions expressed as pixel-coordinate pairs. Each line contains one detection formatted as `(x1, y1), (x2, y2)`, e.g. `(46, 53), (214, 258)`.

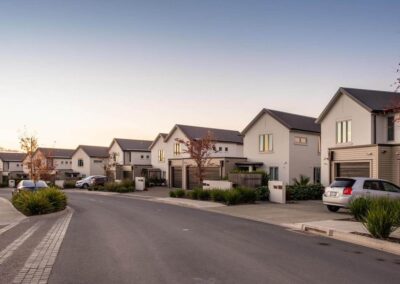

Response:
(108, 138), (153, 180)
(316, 87), (400, 186)
(242, 109), (321, 185)
(71, 145), (109, 178)
(22, 147), (75, 180)
(0, 152), (27, 183)
(152, 124), (245, 189)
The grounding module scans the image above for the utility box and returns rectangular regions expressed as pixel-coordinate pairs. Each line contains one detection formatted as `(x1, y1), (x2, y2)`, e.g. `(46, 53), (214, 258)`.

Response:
(268, 181), (286, 204)
(8, 180), (16, 188)
(135, 177), (146, 191)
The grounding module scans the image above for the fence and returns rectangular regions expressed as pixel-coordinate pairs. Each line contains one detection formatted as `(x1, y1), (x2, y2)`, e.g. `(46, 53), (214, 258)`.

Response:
(228, 173), (262, 188)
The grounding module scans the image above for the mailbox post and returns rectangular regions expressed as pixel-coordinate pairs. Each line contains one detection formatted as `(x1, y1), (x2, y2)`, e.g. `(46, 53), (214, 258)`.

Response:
(268, 181), (286, 204)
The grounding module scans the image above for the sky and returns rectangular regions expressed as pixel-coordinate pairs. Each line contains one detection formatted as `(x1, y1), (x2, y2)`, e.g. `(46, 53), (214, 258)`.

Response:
(1, 0), (399, 150)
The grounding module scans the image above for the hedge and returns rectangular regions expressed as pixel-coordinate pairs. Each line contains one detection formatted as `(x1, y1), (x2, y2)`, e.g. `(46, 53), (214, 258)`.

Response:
(89, 180), (135, 193)
(286, 184), (324, 201)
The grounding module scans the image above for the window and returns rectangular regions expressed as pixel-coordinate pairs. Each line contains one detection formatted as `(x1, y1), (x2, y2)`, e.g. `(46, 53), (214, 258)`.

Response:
(336, 120), (351, 144)
(61, 161), (64, 164)
(219, 146), (222, 151)
(94, 160), (103, 163)
(313, 167), (321, 184)
(381, 181), (400, 193)
(174, 143), (181, 155)
(225, 147), (228, 152)
(78, 159), (84, 167)
(269, 167), (279, 180)
(158, 149), (165, 162)
(146, 155), (149, 159)
(294, 136), (307, 145)
(363, 180), (381, 191)
(388, 117), (395, 141)
(318, 137), (321, 154)
(140, 155), (144, 159)
(259, 134), (273, 152)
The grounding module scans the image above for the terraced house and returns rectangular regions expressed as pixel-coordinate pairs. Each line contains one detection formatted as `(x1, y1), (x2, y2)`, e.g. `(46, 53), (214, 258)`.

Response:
(108, 138), (153, 180)
(151, 124), (245, 189)
(0, 152), (27, 184)
(317, 87), (400, 186)
(71, 145), (109, 178)
(242, 109), (321, 185)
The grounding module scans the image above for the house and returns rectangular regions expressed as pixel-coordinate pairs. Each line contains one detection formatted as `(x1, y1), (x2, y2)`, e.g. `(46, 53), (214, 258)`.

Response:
(108, 138), (153, 180)
(154, 124), (245, 189)
(316, 87), (400, 186)
(71, 145), (109, 178)
(242, 109), (321, 185)
(0, 152), (27, 183)
(22, 147), (75, 180)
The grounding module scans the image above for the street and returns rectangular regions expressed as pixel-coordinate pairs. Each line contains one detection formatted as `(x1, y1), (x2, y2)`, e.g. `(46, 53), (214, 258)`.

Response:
(1, 190), (400, 283)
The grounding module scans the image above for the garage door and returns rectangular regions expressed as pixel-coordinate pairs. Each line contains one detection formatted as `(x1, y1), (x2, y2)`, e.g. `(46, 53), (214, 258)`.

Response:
(336, 162), (370, 178)
(171, 167), (182, 188)
(187, 167), (220, 189)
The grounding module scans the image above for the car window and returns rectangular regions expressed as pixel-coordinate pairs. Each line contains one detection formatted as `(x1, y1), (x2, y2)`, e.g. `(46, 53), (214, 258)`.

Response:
(381, 181), (400, 193)
(330, 178), (355, 188)
(363, 180), (382, 191)
(23, 180), (35, 187)
(36, 181), (48, 188)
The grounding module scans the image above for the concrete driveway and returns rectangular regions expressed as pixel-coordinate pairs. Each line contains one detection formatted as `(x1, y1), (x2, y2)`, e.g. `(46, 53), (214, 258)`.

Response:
(207, 200), (349, 226)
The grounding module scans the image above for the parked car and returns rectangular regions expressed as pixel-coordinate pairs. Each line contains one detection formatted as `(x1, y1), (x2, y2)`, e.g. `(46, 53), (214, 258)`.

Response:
(12, 180), (49, 195)
(75, 175), (107, 189)
(323, 177), (400, 212)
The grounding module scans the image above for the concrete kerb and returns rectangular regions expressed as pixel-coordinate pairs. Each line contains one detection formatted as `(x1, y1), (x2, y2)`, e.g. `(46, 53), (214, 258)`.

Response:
(0, 197), (27, 236)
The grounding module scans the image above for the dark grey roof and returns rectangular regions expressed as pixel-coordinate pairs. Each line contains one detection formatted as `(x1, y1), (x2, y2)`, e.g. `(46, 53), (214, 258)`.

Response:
(316, 87), (400, 123)
(149, 133), (168, 150)
(169, 124), (243, 144)
(77, 145), (109, 158)
(0, 152), (26, 162)
(114, 138), (152, 151)
(37, 148), (75, 159)
(242, 109), (320, 135)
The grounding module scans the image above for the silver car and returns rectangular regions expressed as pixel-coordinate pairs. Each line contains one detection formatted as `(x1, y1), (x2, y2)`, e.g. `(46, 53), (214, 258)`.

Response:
(13, 180), (49, 196)
(323, 177), (400, 212)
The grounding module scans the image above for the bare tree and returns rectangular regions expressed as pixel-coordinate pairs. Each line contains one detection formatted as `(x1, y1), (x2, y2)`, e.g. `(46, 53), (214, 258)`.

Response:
(20, 133), (55, 181)
(175, 131), (216, 185)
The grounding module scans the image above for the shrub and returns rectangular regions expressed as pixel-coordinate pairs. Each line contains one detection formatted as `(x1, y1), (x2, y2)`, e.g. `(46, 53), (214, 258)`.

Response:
(362, 198), (400, 239)
(350, 197), (372, 221)
(210, 189), (226, 203)
(224, 190), (241, 205)
(169, 190), (176, 198)
(286, 184), (324, 201)
(102, 181), (135, 193)
(255, 186), (269, 201)
(175, 189), (186, 198)
(63, 180), (76, 189)
(197, 190), (211, 201)
(12, 188), (67, 216)
(236, 187), (257, 203)
(188, 189), (202, 200)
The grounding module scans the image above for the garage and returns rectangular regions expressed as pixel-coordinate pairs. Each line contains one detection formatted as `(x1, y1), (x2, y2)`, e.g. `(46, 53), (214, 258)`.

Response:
(187, 167), (220, 189)
(171, 167), (182, 188)
(335, 162), (370, 178)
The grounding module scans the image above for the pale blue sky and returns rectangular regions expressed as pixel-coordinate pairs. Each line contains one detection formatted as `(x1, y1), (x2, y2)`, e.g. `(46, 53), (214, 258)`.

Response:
(1, 0), (399, 149)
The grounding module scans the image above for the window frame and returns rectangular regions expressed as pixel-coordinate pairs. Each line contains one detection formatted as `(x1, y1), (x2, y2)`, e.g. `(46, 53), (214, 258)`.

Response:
(387, 116), (395, 141)
(336, 120), (352, 144)
(259, 134), (273, 153)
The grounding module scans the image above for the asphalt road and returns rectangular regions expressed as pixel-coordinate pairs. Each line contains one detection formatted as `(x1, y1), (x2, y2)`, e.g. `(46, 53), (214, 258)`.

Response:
(46, 192), (400, 284)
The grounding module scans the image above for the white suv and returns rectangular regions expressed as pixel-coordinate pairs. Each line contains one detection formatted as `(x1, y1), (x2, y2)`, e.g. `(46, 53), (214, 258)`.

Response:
(323, 177), (400, 212)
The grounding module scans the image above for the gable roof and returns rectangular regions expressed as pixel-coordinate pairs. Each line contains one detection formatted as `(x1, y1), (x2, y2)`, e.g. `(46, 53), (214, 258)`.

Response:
(316, 87), (400, 123)
(0, 152), (26, 162)
(37, 147), (75, 159)
(165, 124), (243, 144)
(149, 133), (168, 150)
(242, 109), (320, 135)
(75, 145), (109, 158)
(112, 138), (153, 152)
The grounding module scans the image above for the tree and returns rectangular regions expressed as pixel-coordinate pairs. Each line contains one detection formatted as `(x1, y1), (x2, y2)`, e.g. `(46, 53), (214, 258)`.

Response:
(20, 133), (55, 181)
(175, 131), (216, 185)
(395, 62), (400, 92)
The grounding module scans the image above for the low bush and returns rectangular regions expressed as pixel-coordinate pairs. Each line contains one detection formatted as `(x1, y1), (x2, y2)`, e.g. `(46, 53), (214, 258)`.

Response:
(210, 189), (226, 203)
(12, 188), (67, 216)
(236, 187), (257, 203)
(350, 197), (372, 221)
(362, 198), (400, 239)
(286, 184), (324, 201)
(91, 180), (135, 193)
(63, 180), (77, 189)
(255, 186), (269, 201)
(198, 190), (211, 200)
(175, 189), (186, 198)
(169, 190), (176, 198)
(224, 190), (241, 205)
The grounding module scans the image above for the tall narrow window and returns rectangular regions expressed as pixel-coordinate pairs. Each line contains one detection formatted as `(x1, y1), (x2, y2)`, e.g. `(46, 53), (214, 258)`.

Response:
(78, 159), (84, 167)
(388, 117), (395, 141)
(336, 120), (351, 144)
(313, 167), (321, 184)
(158, 149), (165, 162)
(259, 134), (273, 152)
(269, 167), (279, 180)
(173, 143), (181, 155)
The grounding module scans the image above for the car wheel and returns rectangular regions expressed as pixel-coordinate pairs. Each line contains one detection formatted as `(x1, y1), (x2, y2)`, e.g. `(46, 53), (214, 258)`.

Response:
(327, 205), (340, 212)
(83, 183), (89, 189)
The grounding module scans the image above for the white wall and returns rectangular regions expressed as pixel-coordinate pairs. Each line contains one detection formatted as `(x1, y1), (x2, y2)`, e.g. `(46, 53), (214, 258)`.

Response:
(54, 158), (72, 170)
(108, 141), (124, 165)
(212, 143), (243, 157)
(0, 159), (3, 172)
(8, 161), (24, 172)
(129, 151), (151, 165)
(150, 137), (168, 179)
(72, 148), (91, 177)
(320, 93), (372, 185)
(243, 112), (291, 184)
(289, 132), (321, 183)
